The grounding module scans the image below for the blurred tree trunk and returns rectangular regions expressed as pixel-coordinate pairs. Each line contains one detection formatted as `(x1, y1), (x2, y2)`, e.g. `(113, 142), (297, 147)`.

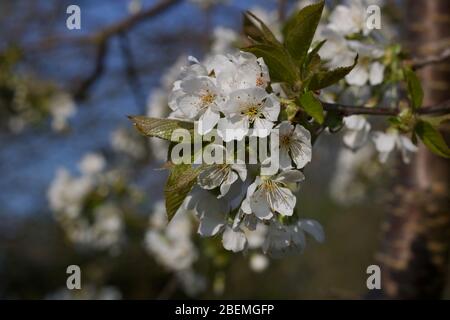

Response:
(373, 0), (450, 299)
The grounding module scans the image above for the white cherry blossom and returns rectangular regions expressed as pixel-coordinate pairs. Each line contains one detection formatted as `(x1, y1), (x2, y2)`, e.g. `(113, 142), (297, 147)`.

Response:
(345, 42), (385, 87)
(218, 88), (280, 141)
(241, 169), (305, 220)
(176, 76), (226, 134)
(222, 226), (247, 252)
(274, 121), (312, 169)
(198, 162), (247, 198)
(372, 130), (418, 163)
(263, 219), (324, 257)
(343, 115), (371, 150)
(328, 0), (374, 36)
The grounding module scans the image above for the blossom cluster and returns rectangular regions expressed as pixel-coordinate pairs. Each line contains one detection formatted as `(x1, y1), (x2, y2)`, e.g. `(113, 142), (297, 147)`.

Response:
(163, 50), (324, 257)
(48, 153), (125, 252)
(312, 0), (418, 201)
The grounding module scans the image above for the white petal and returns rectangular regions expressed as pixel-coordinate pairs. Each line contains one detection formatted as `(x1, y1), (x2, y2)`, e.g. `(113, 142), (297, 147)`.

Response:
(271, 186), (296, 216)
(343, 115), (367, 131)
(298, 219), (325, 243)
(252, 117), (274, 138)
(275, 169), (305, 183)
(198, 211), (226, 237)
(219, 171), (239, 198)
(180, 77), (215, 95)
(369, 62), (385, 85)
(290, 141), (312, 169)
(399, 135), (418, 152)
(241, 180), (259, 214)
(198, 108), (220, 135)
(279, 147), (293, 170)
(262, 94), (280, 121)
(222, 227), (247, 252)
(177, 95), (200, 118)
(378, 151), (391, 163)
(345, 64), (369, 86)
(198, 165), (227, 190)
(293, 124), (311, 143)
(277, 121), (293, 136)
(217, 116), (249, 142)
(398, 135), (418, 164)
(343, 122), (371, 150)
(231, 163), (247, 181)
(250, 188), (274, 220)
(372, 131), (396, 153)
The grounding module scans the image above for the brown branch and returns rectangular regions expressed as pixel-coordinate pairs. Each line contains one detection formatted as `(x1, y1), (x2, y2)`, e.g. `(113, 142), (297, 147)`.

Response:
(67, 0), (182, 101)
(73, 39), (109, 101)
(410, 47), (450, 70)
(28, 0), (183, 50)
(321, 99), (450, 117)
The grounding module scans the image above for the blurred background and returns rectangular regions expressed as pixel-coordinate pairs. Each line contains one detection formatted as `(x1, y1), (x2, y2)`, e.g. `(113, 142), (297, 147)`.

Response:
(0, 0), (449, 299)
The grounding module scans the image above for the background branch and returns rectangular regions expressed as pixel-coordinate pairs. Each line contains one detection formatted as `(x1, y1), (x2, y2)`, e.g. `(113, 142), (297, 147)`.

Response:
(321, 99), (450, 117)
(69, 0), (182, 101)
(410, 47), (450, 70)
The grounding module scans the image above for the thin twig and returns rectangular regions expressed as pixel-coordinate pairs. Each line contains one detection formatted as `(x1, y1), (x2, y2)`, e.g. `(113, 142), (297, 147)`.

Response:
(68, 0), (182, 101)
(119, 33), (146, 112)
(73, 39), (108, 101)
(321, 99), (450, 116)
(410, 47), (450, 70)
(26, 0), (183, 50)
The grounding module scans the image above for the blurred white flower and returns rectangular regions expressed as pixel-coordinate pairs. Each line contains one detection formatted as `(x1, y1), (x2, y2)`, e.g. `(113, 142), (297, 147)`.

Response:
(343, 115), (371, 150)
(111, 127), (147, 159)
(90, 203), (123, 250)
(319, 29), (356, 69)
(329, 145), (376, 204)
(328, 0), (371, 36)
(127, 0), (141, 14)
(48, 168), (93, 217)
(345, 42), (385, 86)
(78, 152), (106, 175)
(263, 219), (324, 258)
(222, 226), (247, 252)
(145, 202), (198, 271)
(49, 93), (76, 132)
(211, 27), (238, 54)
(372, 130), (418, 164)
(249, 253), (269, 272)
(245, 222), (268, 249)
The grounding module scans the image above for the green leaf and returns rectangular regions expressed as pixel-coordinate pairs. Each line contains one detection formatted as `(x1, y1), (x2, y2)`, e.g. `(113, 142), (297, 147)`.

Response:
(164, 164), (202, 221)
(128, 116), (194, 142)
(243, 44), (299, 83)
(243, 11), (281, 46)
(420, 113), (450, 127)
(415, 120), (450, 158)
(308, 55), (358, 91)
(305, 39), (326, 68)
(404, 67), (423, 110)
(284, 1), (325, 66)
(299, 91), (324, 124)
(324, 110), (344, 132)
(303, 41), (325, 79)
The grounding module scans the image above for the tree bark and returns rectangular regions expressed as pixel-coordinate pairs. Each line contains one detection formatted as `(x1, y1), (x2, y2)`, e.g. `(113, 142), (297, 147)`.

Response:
(372, 0), (450, 299)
